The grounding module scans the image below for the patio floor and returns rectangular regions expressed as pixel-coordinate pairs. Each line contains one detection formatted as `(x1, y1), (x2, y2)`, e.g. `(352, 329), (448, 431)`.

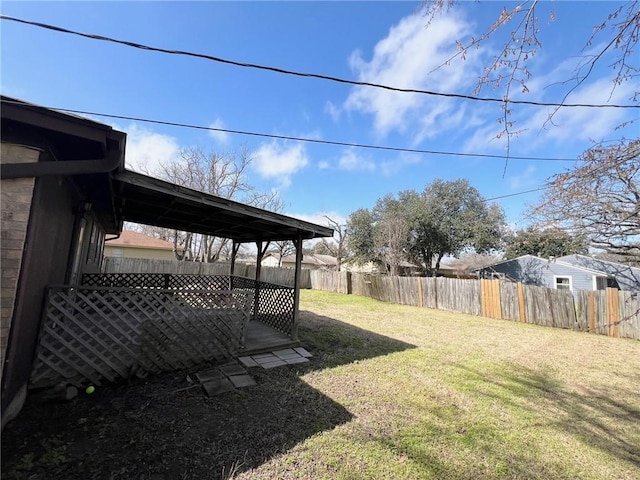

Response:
(243, 320), (300, 355)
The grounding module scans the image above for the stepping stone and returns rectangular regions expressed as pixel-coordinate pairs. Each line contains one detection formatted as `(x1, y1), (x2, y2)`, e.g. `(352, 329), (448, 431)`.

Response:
(260, 359), (287, 369)
(285, 357), (309, 365)
(219, 364), (247, 376)
(228, 374), (256, 388)
(273, 352), (303, 361)
(294, 347), (313, 358)
(238, 356), (260, 368)
(195, 369), (223, 383)
(252, 353), (278, 360)
(201, 377), (234, 397)
(253, 355), (280, 366)
(273, 349), (296, 356)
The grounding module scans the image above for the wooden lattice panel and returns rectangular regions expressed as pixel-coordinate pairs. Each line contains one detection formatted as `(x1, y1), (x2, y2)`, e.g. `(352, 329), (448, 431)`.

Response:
(30, 287), (252, 389)
(82, 273), (167, 289)
(81, 272), (294, 336)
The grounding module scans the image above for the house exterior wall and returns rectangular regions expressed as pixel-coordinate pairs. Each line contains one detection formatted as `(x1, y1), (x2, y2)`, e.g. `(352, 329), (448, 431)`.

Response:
(479, 256), (597, 293)
(558, 255), (640, 292)
(104, 245), (177, 261)
(0, 144), (39, 385)
(2, 168), (85, 424)
(261, 256), (281, 268)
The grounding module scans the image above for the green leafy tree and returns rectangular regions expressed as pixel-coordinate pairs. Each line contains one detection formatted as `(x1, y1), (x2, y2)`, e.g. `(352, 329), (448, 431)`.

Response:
(504, 226), (589, 259)
(408, 179), (506, 276)
(346, 208), (377, 266)
(347, 179), (506, 276)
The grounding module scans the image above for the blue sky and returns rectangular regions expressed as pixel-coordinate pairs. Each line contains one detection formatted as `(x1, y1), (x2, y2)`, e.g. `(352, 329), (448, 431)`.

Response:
(2, 1), (637, 231)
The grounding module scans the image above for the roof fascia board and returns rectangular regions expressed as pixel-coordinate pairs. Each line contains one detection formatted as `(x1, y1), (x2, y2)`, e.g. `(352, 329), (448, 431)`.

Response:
(115, 170), (333, 238)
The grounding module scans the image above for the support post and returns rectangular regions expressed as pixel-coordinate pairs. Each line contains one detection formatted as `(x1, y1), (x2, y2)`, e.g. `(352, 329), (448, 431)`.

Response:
(253, 240), (270, 321)
(230, 240), (241, 290)
(292, 232), (304, 341)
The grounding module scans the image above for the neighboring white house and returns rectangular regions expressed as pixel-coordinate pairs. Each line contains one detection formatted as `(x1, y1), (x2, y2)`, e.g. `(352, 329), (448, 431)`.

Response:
(475, 254), (616, 297)
(104, 230), (179, 261)
(261, 253), (338, 270)
(557, 254), (640, 293)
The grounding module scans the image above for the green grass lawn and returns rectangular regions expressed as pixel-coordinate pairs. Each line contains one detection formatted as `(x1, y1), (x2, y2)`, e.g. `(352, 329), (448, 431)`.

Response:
(235, 290), (640, 480)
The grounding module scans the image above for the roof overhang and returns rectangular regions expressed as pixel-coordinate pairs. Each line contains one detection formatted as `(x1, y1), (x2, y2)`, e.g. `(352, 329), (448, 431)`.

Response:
(1, 96), (127, 234)
(113, 170), (334, 243)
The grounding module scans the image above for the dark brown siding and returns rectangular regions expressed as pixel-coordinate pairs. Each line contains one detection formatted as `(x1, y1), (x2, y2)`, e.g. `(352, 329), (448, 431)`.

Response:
(2, 174), (78, 412)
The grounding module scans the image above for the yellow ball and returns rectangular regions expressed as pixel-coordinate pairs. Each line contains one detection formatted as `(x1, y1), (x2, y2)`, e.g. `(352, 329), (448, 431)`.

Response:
(85, 386), (95, 394)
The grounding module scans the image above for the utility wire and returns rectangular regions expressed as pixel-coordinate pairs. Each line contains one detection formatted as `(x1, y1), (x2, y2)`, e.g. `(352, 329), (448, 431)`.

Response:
(0, 99), (582, 162)
(483, 141), (638, 202)
(485, 187), (548, 201)
(2, 15), (638, 110)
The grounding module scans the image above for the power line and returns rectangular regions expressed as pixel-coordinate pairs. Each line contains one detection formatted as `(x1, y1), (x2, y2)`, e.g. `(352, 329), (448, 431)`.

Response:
(483, 141), (638, 202)
(2, 15), (638, 110)
(0, 99), (582, 162)
(485, 187), (547, 201)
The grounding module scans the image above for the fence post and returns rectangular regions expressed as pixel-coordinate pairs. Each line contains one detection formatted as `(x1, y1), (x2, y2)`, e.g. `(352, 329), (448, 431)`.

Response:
(606, 288), (620, 337)
(588, 291), (596, 333)
(517, 282), (526, 323)
(417, 277), (423, 307)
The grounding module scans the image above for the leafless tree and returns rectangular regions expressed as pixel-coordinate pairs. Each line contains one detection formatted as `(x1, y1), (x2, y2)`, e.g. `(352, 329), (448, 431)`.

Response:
(156, 147), (283, 262)
(375, 214), (410, 276)
(425, 1), (639, 165)
(529, 139), (640, 261)
(271, 241), (296, 266)
(318, 216), (347, 271)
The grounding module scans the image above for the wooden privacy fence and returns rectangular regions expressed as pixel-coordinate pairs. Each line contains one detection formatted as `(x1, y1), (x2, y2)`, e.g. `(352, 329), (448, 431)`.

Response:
(102, 257), (312, 289)
(30, 286), (253, 389)
(309, 271), (640, 340)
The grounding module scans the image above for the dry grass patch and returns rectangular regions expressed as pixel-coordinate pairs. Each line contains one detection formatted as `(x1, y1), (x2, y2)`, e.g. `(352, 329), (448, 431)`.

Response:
(235, 290), (640, 480)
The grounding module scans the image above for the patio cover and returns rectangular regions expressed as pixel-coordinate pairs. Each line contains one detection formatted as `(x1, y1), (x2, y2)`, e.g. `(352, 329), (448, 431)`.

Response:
(113, 170), (333, 243)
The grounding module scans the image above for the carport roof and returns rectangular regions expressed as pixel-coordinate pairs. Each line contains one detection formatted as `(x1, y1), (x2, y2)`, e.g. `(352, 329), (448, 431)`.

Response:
(113, 170), (334, 243)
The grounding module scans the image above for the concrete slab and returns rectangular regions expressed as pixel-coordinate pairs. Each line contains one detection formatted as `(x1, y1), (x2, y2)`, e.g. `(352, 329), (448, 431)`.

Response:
(195, 369), (223, 383)
(228, 374), (257, 388)
(252, 353), (279, 360)
(273, 348), (296, 355)
(294, 347), (313, 358)
(201, 377), (234, 397)
(272, 351), (300, 359)
(260, 359), (287, 369)
(219, 364), (247, 376)
(285, 357), (309, 365)
(238, 356), (260, 368)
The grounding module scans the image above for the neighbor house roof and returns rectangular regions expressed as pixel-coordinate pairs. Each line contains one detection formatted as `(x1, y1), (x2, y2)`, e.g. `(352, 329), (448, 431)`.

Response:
(281, 254), (338, 267)
(477, 254), (610, 276)
(106, 231), (176, 251)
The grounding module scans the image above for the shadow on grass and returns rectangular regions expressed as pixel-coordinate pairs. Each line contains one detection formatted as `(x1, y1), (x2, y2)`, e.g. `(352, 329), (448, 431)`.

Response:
(1, 310), (416, 480)
(366, 362), (640, 479)
(445, 363), (640, 472)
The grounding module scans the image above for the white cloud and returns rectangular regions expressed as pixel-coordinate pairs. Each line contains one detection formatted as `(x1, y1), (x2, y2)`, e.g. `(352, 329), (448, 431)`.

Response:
(343, 9), (477, 138)
(208, 118), (230, 145)
(318, 160), (331, 170)
(508, 165), (538, 190)
(252, 141), (309, 188)
(123, 124), (180, 174)
(380, 152), (423, 176)
(324, 100), (341, 121)
(338, 148), (376, 171)
(518, 79), (636, 145)
(286, 211), (347, 244)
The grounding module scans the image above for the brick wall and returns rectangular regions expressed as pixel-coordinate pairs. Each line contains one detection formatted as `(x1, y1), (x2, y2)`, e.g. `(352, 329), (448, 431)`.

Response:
(0, 143), (40, 380)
